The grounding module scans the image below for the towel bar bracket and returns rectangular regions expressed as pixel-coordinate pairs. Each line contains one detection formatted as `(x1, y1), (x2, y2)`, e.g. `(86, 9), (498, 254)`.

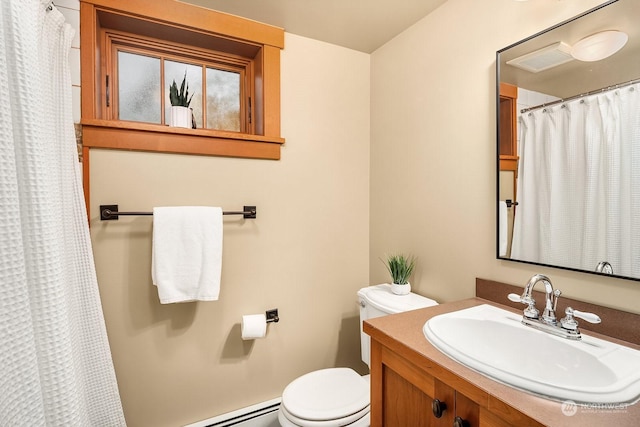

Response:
(243, 205), (257, 219)
(101, 205), (119, 221)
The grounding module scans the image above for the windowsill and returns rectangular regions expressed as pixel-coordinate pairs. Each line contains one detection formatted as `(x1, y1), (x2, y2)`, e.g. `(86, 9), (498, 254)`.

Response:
(81, 119), (284, 160)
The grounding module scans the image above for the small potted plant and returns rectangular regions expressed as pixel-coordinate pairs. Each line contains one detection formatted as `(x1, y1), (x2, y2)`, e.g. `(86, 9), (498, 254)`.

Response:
(383, 254), (416, 295)
(169, 72), (194, 128)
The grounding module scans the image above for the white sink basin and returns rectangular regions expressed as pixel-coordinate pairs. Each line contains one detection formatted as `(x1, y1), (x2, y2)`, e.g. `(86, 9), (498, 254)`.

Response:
(423, 304), (640, 404)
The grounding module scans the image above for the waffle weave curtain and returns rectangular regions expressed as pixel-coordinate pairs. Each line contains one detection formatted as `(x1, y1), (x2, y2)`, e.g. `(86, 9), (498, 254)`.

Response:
(512, 83), (640, 277)
(0, 1), (126, 425)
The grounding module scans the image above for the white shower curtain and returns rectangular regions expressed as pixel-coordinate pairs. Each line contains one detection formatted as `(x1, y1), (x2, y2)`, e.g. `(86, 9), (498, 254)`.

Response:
(511, 82), (640, 277)
(0, 1), (126, 425)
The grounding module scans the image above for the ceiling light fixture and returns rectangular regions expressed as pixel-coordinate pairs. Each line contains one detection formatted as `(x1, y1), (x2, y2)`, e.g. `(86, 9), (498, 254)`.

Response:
(571, 30), (628, 62)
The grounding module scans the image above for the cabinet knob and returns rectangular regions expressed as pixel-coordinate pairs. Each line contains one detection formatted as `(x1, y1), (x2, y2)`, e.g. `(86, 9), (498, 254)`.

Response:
(453, 416), (470, 427)
(432, 399), (447, 418)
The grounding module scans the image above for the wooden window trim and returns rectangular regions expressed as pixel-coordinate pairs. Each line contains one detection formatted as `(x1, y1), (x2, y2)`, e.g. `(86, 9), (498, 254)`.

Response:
(80, 0), (284, 160)
(81, 119), (282, 159)
(499, 82), (518, 174)
(104, 30), (253, 132)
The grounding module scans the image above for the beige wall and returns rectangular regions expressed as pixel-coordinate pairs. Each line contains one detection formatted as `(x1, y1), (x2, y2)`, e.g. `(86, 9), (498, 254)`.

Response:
(89, 33), (370, 426)
(370, 0), (640, 313)
(77, 0), (640, 425)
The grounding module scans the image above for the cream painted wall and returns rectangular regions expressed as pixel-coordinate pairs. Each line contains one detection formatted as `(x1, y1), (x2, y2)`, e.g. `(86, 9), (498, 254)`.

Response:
(370, 0), (640, 313)
(59, 0), (640, 424)
(89, 33), (370, 426)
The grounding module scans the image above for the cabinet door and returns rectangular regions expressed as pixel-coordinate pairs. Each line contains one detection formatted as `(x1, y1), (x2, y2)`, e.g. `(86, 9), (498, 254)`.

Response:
(382, 368), (453, 427)
(455, 391), (479, 427)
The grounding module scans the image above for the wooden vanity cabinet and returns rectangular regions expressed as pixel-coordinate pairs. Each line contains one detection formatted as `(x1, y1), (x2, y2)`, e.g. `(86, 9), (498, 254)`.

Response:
(367, 323), (541, 427)
(371, 341), (479, 427)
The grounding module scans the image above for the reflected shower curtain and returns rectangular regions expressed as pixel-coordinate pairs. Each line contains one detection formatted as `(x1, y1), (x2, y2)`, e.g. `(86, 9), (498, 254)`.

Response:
(0, 1), (126, 425)
(511, 82), (640, 277)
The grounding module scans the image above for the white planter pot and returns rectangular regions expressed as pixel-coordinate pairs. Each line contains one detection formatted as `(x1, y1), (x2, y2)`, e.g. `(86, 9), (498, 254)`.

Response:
(170, 106), (192, 128)
(391, 282), (411, 295)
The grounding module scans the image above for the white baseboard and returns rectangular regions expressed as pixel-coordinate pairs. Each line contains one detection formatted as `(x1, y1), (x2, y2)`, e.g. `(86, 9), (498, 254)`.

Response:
(184, 398), (282, 427)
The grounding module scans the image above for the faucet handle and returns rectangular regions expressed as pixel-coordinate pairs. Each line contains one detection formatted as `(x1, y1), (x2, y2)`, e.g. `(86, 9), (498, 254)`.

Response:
(508, 293), (523, 303)
(507, 293), (535, 304)
(572, 308), (601, 324)
(507, 293), (539, 319)
(561, 307), (601, 332)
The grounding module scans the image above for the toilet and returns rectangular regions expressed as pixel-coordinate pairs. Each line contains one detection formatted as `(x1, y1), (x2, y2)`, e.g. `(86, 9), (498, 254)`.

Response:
(278, 284), (438, 427)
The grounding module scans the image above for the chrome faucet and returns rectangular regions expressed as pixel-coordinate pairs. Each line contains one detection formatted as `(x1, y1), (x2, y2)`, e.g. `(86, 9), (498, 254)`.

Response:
(508, 274), (601, 340)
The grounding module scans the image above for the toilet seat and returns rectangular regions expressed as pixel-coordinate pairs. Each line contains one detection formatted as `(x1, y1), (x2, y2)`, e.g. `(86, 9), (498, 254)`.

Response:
(279, 402), (369, 427)
(279, 368), (370, 427)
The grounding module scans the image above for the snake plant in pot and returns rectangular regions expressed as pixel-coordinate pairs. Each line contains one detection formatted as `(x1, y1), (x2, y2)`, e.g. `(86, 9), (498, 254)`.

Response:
(383, 254), (416, 295)
(169, 72), (195, 128)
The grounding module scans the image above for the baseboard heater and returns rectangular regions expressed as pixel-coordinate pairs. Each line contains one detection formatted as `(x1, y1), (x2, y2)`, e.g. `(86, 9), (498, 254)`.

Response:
(184, 398), (281, 427)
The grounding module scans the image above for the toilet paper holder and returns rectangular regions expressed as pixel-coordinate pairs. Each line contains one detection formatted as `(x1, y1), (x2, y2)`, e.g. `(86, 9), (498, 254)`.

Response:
(266, 309), (279, 323)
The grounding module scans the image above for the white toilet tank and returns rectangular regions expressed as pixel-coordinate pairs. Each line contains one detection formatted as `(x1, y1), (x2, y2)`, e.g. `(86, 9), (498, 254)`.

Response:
(357, 284), (438, 367)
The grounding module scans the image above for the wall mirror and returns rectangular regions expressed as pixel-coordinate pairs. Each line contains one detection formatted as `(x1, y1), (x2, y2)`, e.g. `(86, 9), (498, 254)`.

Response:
(496, 0), (640, 281)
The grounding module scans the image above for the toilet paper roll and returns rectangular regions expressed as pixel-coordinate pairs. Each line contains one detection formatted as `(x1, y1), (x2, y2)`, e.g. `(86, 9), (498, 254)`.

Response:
(241, 314), (267, 340)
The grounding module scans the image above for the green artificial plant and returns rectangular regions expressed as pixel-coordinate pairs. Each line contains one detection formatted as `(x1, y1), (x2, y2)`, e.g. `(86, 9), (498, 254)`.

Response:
(383, 254), (416, 285)
(169, 71), (194, 108)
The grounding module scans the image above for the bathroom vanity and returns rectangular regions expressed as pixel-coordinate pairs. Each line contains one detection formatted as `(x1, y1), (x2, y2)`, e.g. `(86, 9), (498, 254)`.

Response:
(363, 298), (640, 427)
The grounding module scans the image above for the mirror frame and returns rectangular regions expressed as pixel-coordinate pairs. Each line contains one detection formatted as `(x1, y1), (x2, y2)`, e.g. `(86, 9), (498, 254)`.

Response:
(495, 0), (640, 283)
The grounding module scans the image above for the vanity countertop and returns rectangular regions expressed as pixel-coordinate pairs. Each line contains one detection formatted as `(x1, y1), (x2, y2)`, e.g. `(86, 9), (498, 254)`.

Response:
(364, 297), (640, 426)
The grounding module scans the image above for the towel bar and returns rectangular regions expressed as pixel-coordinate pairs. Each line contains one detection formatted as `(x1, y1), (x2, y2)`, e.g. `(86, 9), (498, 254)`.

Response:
(100, 204), (257, 220)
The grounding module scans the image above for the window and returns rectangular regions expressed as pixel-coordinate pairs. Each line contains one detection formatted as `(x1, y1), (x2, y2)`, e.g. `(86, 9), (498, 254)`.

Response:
(109, 32), (249, 132)
(80, 0), (284, 160)
(117, 51), (161, 124)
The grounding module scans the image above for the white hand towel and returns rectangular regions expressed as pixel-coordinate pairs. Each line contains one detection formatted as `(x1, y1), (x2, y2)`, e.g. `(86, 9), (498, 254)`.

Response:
(499, 201), (508, 257)
(152, 206), (223, 303)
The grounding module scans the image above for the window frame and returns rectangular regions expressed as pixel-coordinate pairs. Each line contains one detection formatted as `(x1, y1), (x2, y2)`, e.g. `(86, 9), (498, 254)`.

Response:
(80, 0), (284, 159)
(105, 30), (253, 132)
(80, 0), (284, 219)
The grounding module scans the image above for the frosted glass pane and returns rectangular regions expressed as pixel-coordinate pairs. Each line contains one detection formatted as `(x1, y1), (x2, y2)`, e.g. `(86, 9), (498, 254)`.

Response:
(206, 68), (240, 131)
(165, 61), (202, 128)
(118, 51), (161, 123)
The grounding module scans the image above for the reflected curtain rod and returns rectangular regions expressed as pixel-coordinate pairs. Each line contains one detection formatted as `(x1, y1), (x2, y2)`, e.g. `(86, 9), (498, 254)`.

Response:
(520, 78), (640, 114)
(99, 205), (257, 221)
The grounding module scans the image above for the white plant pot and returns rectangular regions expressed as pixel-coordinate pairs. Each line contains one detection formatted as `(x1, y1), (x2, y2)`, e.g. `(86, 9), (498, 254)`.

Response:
(170, 106), (192, 128)
(391, 282), (411, 295)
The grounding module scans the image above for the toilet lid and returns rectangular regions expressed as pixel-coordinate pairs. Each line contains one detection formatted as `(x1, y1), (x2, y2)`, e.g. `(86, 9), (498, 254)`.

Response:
(282, 368), (369, 421)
